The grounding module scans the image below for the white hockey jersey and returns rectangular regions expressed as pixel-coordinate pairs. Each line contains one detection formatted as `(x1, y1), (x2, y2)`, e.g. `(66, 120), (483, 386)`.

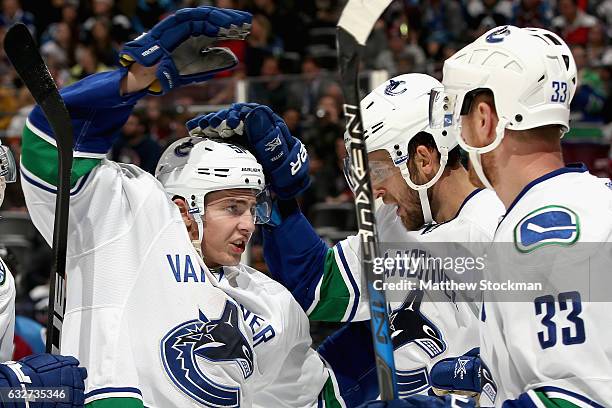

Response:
(0, 257), (15, 361)
(211, 264), (332, 408)
(22, 151), (257, 407)
(480, 165), (612, 407)
(306, 188), (505, 399)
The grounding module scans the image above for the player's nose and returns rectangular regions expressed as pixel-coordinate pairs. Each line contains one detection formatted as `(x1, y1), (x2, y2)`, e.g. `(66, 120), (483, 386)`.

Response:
(238, 214), (256, 234)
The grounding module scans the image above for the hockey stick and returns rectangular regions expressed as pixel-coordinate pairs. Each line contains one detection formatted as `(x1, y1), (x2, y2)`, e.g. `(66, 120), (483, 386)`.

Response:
(4, 24), (73, 354)
(337, 0), (397, 400)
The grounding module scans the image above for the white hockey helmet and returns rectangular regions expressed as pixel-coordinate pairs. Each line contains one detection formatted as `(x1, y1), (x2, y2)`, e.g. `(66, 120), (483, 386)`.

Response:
(0, 141), (17, 207)
(156, 137), (270, 243)
(431, 25), (577, 188)
(344, 73), (458, 223)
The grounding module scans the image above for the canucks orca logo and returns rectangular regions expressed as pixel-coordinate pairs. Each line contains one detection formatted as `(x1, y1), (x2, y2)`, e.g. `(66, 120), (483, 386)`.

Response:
(161, 301), (254, 407)
(389, 290), (446, 358)
(384, 79), (407, 96)
(486, 25), (511, 43)
(514, 205), (579, 253)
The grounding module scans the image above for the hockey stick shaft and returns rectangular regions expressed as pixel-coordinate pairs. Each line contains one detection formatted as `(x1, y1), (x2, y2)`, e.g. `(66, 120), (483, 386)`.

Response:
(4, 24), (73, 354)
(336, 0), (397, 400)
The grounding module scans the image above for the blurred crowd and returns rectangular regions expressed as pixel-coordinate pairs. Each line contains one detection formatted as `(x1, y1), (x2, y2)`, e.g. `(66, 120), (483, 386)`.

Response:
(0, 0), (610, 352)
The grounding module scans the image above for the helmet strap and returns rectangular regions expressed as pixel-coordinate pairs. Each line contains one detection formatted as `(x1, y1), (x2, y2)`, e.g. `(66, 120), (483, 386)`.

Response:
(468, 150), (494, 190)
(191, 211), (205, 259)
(400, 148), (449, 225)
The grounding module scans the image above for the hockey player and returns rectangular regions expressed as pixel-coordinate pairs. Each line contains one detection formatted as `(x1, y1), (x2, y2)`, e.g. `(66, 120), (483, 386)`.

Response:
(1, 136), (87, 408)
(0, 141), (16, 361)
(190, 73), (505, 405)
(155, 137), (339, 407)
(19, 6), (260, 407)
(431, 25), (612, 405)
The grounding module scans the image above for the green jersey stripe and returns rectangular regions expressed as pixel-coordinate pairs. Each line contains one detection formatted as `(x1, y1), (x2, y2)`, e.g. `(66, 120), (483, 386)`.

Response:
(85, 397), (143, 408)
(21, 122), (100, 188)
(320, 375), (344, 408)
(308, 248), (352, 321)
(534, 391), (582, 408)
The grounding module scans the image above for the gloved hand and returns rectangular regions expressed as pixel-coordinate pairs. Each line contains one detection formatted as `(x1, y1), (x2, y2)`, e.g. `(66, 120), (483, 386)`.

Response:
(120, 6), (251, 94)
(0, 353), (87, 407)
(430, 347), (481, 400)
(186, 103), (310, 199)
(358, 395), (475, 408)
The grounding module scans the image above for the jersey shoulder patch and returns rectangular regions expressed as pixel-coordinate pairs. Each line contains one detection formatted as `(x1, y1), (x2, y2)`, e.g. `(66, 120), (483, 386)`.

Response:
(513, 205), (580, 253)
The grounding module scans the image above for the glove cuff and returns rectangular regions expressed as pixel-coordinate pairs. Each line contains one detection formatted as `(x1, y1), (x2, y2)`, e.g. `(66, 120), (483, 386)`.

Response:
(269, 140), (310, 199)
(0, 361), (32, 388)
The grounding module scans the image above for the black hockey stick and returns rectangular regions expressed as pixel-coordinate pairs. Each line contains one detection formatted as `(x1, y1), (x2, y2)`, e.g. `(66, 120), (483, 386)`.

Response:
(4, 24), (73, 354)
(337, 0), (397, 400)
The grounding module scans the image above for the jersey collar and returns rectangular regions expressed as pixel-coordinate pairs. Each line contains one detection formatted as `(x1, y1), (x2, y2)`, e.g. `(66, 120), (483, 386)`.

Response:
(501, 163), (587, 225)
(420, 188), (483, 233)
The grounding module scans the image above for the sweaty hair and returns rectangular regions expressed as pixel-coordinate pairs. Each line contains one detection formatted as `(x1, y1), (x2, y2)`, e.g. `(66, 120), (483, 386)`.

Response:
(407, 132), (462, 169)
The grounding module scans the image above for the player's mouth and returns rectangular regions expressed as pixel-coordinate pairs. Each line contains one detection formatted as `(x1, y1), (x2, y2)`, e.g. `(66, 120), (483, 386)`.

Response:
(229, 240), (246, 254)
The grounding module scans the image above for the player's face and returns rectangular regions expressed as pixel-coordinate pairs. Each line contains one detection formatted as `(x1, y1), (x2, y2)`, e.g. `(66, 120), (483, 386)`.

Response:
(368, 150), (425, 231)
(202, 189), (257, 268)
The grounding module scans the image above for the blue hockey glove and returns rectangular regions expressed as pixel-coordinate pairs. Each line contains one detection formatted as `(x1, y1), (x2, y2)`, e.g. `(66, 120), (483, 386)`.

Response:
(430, 347), (481, 395)
(358, 395), (475, 408)
(0, 353), (87, 407)
(186, 103), (311, 199)
(120, 7), (251, 94)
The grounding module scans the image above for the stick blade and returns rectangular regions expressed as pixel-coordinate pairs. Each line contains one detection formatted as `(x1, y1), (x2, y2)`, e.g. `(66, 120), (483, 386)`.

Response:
(337, 0), (393, 45)
(5, 24), (56, 104)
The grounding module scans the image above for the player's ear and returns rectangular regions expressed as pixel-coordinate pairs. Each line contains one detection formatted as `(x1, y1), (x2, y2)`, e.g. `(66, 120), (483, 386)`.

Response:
(414, 145), (436, 177)
(173, 197), (192, 224)
(472, 100), (497, 146)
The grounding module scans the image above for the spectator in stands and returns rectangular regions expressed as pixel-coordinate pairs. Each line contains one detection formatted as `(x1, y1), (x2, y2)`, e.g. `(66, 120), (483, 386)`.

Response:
(292, 55), (335, 117)
(111, 113), (161, 175)
(249, 55), (292, 113)
(82, 0), (133, 44)
(552, 0), (599, 45)
(375, 26), (426, 75)
(511, 0), (552, 28)
(304, 94), (343, 165)
(132, 0), (175, 32)
(586, 24), (610, 64)
(571, 44), (607, 122)
(364, 18), (389, 70)
(250, 0), (306, 54)
(143, 97), (173, 142)
(68, 45), (110, 83)
(421, 0), (466, 54)
(466, 0), (513, 39)
(282, 108), (302, 140)
(245, 13), (281, 76)
(41, 21), (75, 68)
(0, 0), (35, 35)
(87, 17), (119, 66)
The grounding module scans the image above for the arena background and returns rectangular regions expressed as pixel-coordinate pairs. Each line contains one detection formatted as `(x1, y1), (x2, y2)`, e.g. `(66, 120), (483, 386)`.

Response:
(0, 0), (610, 353)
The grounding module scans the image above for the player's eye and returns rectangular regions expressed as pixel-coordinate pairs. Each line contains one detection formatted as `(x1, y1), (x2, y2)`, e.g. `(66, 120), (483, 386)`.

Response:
(224, 204), (240, 215)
